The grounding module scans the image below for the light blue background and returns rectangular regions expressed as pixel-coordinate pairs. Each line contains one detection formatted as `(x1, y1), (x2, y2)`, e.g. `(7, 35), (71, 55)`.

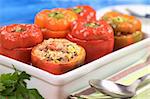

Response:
(0, 0), (149, 26)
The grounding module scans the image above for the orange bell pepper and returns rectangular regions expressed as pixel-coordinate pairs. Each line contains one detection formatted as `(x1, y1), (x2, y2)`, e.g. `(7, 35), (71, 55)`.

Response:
(34, 8), (77, 39)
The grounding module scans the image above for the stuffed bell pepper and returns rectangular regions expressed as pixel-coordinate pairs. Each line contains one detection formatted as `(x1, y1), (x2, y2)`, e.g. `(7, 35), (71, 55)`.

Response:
(67, 20), (114, 63)
(34, 8), (77, 39)
(31, 38), (86, 75)
(102, 11), (143, 50)
(0, 24), (43, 63)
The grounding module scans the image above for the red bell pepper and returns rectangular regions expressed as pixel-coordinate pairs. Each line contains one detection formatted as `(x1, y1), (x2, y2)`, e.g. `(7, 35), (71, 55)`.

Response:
(0, 24), (43, 49)
(0, 24), (43, 64)
(67, 20), (114, 63)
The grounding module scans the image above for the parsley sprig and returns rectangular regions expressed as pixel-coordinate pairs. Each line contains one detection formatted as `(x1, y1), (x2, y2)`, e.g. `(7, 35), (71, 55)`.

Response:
(0, 66), (44, 99)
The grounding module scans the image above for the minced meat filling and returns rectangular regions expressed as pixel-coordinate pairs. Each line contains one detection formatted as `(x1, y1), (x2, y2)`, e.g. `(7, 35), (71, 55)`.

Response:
(35, 39), (80, 63)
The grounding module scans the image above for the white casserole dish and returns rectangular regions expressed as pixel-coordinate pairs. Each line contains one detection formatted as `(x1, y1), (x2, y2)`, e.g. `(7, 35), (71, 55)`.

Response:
(1, 5), (150, 99)
(0, 37), (150, 99)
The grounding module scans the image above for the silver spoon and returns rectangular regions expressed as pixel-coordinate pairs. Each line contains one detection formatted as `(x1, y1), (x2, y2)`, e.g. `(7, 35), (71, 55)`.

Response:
(89, 73), (150, 98)
(89, 54), (150, 98)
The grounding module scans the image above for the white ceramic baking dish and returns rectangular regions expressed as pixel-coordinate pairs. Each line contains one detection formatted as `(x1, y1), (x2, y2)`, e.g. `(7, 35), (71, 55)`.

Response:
(0, 37), (150, 99)
(1, 5), (150, 99)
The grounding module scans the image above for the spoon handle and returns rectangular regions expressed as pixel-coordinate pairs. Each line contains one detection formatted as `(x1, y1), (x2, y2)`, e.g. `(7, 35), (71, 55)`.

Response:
(131, 74), (150, 91)
(137, 74), (150, 88)
(138, 74), (150, 82)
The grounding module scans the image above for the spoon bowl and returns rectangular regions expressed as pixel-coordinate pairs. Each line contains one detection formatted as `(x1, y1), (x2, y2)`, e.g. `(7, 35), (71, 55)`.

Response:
(89, 79), (135, 98)
(89, 74), (150, 98)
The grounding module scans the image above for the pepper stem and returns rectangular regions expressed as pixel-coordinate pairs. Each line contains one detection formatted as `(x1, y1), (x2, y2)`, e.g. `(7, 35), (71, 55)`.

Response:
(48, 12), (64, 19)
(13, 27), (25, 32)
(72, 8), (83, 14)
(84, 23), (100, 28)
(112, 16), (127, 23)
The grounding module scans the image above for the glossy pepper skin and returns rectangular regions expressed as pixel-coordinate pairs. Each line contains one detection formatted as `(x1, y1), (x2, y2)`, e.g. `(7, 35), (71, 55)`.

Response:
(0, 24), (43, 49)
(67, 20), (114, 63)
(68, 5), (96, 21)
(0, 44), (32, 64)
(114, 31), (143, 50)
(31, 52), (85, 75)
(31, 39), (86, 75)
(102, 11), (143, 50)
(102, 11), (141, 33)
(34, 8), (77, 39)
(0, 24), (43, 64)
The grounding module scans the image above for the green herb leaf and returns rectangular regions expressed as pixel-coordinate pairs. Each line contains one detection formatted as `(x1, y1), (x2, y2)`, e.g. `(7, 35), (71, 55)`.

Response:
(28, 89), (44, 99)
(0, 66), (44, 99)
(0, 94), (7, 99)
(0, 83), (5, 92)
